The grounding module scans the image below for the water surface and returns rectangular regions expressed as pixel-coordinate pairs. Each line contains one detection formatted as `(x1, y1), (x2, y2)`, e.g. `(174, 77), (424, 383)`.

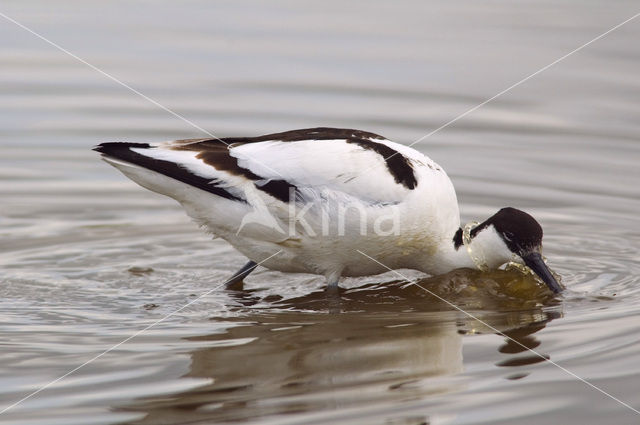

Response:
(1, 1), (640, 424)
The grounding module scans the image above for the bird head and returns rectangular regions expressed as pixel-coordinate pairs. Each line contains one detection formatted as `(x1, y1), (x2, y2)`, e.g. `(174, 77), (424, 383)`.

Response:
(466, 207), (562, 293)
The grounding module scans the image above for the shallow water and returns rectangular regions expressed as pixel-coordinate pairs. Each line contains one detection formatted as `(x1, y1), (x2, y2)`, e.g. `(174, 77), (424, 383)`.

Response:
(1, 1), (640, 424)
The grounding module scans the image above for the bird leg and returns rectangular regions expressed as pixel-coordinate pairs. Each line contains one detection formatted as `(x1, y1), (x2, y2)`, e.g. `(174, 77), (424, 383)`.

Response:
(225, 260), (258, 290)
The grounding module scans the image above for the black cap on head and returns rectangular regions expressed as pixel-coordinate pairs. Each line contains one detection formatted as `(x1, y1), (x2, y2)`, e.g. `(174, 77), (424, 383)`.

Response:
(475, 207), (543, 255)
(475, 207), (562, 293)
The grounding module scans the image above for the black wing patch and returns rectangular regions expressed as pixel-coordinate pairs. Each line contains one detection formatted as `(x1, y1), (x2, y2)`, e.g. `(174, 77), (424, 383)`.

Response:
(93, 142), (245, 202)
(344, 138), (416, 189)
(170, 141), (297, 203)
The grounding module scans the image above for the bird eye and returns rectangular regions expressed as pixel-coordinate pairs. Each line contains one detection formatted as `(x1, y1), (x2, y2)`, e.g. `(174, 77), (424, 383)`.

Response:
(503, 231), (515, 241)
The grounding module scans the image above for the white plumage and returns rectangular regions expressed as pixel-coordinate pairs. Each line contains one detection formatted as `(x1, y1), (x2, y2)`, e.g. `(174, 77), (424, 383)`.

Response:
(94, 127), (562, 292)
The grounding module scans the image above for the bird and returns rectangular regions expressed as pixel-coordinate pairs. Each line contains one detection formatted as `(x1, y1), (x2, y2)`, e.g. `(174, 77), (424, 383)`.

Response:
(94, 127), (562, 293)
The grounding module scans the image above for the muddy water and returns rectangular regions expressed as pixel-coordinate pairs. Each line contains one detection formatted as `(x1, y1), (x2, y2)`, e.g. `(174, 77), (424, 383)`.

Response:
(1, 1), (640, 424)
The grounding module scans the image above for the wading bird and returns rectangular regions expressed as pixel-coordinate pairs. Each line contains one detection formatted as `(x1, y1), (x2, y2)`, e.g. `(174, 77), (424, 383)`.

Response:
(94, 127), (562, 293)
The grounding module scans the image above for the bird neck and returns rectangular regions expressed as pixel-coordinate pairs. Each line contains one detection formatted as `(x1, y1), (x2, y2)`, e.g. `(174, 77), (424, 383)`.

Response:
(456, 222), (492, 271)
(445, 224), (487, 271)
(420, 222), (511, 275)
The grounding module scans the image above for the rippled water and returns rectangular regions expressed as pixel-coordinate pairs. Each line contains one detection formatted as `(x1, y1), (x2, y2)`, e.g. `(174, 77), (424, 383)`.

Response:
(1, 1), (640, 424)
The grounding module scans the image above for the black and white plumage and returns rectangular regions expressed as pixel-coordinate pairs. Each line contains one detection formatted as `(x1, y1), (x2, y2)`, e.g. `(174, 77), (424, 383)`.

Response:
(94, 127), (562, 293)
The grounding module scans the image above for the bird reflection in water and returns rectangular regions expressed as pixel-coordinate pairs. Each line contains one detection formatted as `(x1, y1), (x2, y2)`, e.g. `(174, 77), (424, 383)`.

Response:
(118, 269), (562, 424)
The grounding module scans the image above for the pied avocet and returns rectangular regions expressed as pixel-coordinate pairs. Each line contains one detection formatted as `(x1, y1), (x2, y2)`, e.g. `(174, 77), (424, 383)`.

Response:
(94, 127), (562, 293)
